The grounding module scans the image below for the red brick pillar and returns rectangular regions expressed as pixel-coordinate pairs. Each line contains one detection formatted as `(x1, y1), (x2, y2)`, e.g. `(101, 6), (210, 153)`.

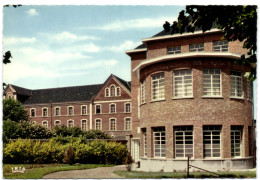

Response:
(243, 125), (249, 157)
(221, 124), (231, 158)
(147, 126), (152, 158)
(166, 125), (173, 158)
(193, 124), (203, 159)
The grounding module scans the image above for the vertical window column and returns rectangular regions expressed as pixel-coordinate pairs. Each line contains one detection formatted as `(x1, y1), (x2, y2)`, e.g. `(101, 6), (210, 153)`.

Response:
(230, 71), (243, 98)
(174, 126), (193, 158)
(153, 127), (166, 158)
(231, 126), (242, 157)
(203, 126), (221, 158)
(151, 73), (165, 101)
(173, 69), (193, 98)
(203, 69), (221, 97)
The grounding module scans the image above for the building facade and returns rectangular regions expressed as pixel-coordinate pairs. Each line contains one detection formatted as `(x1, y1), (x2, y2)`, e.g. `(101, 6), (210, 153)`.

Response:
(4, 74), (132, 139)
(126, 28), (254, 171)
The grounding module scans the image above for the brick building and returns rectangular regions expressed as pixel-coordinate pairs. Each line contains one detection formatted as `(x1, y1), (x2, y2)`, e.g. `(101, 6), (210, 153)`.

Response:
(4, 74), (132, 139)
(126, 28), (254, 171)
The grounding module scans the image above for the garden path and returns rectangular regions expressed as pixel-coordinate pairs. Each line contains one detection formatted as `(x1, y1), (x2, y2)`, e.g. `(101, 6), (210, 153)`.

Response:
(43, 165), (125, 179)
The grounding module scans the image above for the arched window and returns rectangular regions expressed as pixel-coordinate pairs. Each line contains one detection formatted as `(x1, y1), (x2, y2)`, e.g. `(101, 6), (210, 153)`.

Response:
(125, 103), (131, 113)
(54, 120), (61, 127)
(42, 120), (48, 128)
(105, 88), (109, 97)
(96, 104), (101, 114)
(95, 119), (102, 130)
(110, 85), (115, 97)
(67, 120), (74, 127)
(125, 118), (131, 130)
(116, 87), (121, 96)
(110, 104), (116, 113)
(81, 119), (87, 131)
(110, 118), (116, 131)
(30, 108), (36, 117)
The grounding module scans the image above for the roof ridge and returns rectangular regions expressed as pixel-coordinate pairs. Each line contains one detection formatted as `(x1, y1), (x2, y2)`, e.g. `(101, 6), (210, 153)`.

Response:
(29, 83), (103, 91)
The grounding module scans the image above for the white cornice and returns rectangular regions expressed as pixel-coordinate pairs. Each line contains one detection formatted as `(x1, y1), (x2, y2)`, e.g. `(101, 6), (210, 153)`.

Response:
(133, 52), (244, 74)
(142, 28), (222, 43)
(125, 48), (147, 54)
(94, 99), (131, 104)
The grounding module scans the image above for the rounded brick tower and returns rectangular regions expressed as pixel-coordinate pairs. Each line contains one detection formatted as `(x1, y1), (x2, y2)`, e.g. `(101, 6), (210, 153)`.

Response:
(126, 29), (254, 171)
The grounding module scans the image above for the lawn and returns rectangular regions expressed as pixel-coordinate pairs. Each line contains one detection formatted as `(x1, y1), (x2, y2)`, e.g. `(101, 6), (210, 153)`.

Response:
(114, 170), (256, 178)
(3, 164), (113, 179)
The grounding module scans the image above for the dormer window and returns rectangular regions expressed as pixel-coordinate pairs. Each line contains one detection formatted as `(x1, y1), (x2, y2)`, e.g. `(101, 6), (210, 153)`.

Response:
(116, 87), (121, 96)
(167, 46), (181, 54)
(189, 43), (204, 52)
(105, 88), (109, 97)
(110, 85), (115, 96)
(213, 40), (228, 52)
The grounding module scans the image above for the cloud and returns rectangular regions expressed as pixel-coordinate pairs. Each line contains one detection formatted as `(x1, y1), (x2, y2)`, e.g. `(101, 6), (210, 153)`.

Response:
(83, 16), (177, 31)
(106, 40), (141, 52)
(41, 31), (100, 43)
(26, 9), (39, 16)
(3, 37), (36, 46)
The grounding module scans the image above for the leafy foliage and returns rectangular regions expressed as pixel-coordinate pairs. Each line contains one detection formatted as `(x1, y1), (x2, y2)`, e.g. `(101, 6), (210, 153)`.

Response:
(53, 125), (111, 139)
(163, 5), (257, 80)
(3, 98), (28, 122)
(3, 120), (53, 142)
(3, 138), (128, 165)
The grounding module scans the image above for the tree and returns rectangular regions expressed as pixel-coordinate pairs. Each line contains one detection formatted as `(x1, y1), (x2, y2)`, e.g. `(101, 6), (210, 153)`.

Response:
(3, 98), (28, 122)
(163, 5), (257, 81)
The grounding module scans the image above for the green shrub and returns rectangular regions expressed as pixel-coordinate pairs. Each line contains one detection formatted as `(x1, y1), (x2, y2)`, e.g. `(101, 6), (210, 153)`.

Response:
(3, 120), (53, 142)
(3, 139), (127, 165)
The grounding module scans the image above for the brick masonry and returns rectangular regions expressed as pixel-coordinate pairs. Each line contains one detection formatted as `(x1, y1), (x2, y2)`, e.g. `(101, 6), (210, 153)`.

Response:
(127, 30), (254, 170)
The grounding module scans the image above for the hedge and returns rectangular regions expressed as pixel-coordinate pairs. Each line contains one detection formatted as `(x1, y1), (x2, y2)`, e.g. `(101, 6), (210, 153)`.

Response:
(3, 138), (128, 165)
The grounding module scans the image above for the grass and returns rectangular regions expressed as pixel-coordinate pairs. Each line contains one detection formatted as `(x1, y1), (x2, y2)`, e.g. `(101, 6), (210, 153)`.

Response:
(114, 170), (256, 178)
(3, 164), (113, 179)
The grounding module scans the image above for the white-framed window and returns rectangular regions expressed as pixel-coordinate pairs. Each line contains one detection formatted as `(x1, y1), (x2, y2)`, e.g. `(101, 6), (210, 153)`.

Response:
(81, 105), (87, 115)
(110, 103), (116, 113)
(173, 69), (193, 98)
(81, 119), (87, 131)
(125, 118), (131, 130)
(174, 126), (193, 158)
(32, 121), (37, 124)
(42, 120), (48, 128)
(167, 46), (181, 54)
(203, 69), (221, 97)
(141, 80), (146, 103)
(105, 88), (110, 97)
(143, 129), (147, 157)
(67, 119), (74, 128)
(247, 80), (252, 101)
(231, 126), (242, 158)
(110, 85), (116, 97)
(213, 40), (228, 52)
(67, 106), (74, 116)
(110, 118), (116, 131)
(95, 119), (102, 130)
(55, 107), (60, 116)
(203, 125), (221, 158)
(153, 127), (166, 158)
(151, 72), (165, 101)
(116, 87), (121, 96)
(54, 120), (61, 126)
(42, 107), (48, 117)
(7, 93), (13, 99)
(95, 104), (101, 114)
(230, 70), (243, 98)
(189, 43), (204, 52)
(30, 108), (36, 117)
(125, 103), (131, 113)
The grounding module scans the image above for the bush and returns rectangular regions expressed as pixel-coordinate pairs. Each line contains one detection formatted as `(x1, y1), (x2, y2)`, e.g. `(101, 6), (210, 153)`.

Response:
(3, 138), (128, 165)
(3, 98), (28, 122)
(3, 120), (53, 142)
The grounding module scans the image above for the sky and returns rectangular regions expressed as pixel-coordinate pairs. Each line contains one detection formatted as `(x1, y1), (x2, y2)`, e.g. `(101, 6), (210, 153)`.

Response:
(2, 5), (184, 89)
(1, 3), (258, 119)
